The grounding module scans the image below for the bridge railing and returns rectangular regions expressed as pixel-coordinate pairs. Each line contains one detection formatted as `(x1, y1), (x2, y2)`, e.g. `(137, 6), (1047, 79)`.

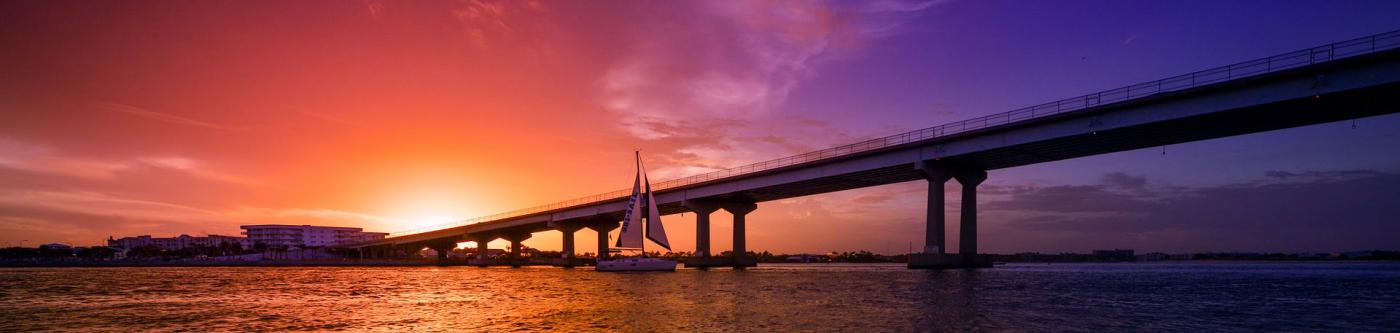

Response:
(385, 29), (1400, 238)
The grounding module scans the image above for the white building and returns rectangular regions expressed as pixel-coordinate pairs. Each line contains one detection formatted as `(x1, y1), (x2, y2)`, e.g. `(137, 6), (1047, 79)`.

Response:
(240, 225), (388, 249)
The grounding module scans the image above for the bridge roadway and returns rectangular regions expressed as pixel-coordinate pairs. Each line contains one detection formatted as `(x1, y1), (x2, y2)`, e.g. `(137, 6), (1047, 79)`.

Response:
(350, 31), (1400, 269)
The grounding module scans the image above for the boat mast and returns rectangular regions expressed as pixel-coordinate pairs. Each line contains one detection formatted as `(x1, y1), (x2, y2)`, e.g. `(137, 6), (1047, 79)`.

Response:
(636, 151), (645, 255)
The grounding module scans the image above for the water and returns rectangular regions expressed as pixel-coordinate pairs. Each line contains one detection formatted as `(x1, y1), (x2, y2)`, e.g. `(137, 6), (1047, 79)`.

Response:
(1, 262), (1397, 332)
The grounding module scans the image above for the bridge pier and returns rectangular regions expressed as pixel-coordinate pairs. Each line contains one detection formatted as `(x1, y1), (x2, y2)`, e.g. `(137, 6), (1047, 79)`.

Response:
(956, 170), (987, 265)
(427, 240), (456, 264)
(910, 161), (991, 269)
(471, 235), (494, 266)
(918, 161), (954, 254)
(589, 222), (618, 262)
(506, 233), (531, 267)
(684, 199), (757, 268)
(683, 200), (721, 260)
(556, 223), (583, 267)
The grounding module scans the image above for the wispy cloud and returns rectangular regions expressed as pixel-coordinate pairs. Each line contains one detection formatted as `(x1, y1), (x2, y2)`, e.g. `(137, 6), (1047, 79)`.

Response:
(91, 102), (237, 130)
(0, 190), (228, 228)
(0, 138), (128, 179)
(0, 188), (395, 244)
(599, 1), (940, 177)
(450, 0), (549, 50)
(978, 170), (1400, 252)
(0, 138), (257, 185)
(137, 156), (260, 186)
(230, 207), (392, 225)
(364, 0), (385, 19)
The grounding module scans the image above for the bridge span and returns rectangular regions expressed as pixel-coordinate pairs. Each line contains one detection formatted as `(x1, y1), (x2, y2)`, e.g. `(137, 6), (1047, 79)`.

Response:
(350, 30), (1400, 269)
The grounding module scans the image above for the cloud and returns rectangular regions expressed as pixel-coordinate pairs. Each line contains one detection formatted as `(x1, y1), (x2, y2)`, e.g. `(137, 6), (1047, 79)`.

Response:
(139, 157), (196, 170)
(0, 188), (394, 245)
(981, 170), (1400, 252)
(364, 0), (384, 19)
(851, 193), (895, 205)
(0, 190), (231, 237)
(449, 0), (549, 50)
(137, 156), (260, 186)
(598, 0), (940, 177)
(1100, 172), (1147, 190)
(0, 138), (129, 179)
(1262, 169), (1380, 182)
(1122, 34), (1140, 45)
(230, 207), (391, 225)
(92, 102), (236, 130)
(0, 138), (258, 188)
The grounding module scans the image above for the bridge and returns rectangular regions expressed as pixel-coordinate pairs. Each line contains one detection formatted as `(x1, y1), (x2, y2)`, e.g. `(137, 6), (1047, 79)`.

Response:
(349, 30), (1400, 269)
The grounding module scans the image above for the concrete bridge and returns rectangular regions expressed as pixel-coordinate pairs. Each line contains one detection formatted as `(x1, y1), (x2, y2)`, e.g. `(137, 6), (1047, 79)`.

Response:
(350, 30), (1400, 269)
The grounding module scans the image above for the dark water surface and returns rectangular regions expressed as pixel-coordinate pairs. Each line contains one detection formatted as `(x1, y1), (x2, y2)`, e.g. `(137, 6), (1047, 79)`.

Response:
(1, 262), (1397, 332)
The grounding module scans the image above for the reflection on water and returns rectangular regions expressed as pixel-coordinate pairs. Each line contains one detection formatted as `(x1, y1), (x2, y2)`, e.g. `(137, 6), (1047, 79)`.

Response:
(1, 262), (1397, 332)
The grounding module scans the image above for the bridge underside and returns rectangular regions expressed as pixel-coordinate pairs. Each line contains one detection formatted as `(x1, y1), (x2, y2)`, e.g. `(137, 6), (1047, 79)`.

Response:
(708, 80), (1400, 203)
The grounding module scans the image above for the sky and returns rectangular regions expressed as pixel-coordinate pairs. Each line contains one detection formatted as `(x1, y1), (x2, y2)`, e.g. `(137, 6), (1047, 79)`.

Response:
(2, 0), (1399, 254)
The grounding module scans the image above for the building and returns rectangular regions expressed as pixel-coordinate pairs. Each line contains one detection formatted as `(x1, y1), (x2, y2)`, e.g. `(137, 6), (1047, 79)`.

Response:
(240, 225), (388, 249)
(1341, 251), (1374, 259)
(40, 243), (72, 250)
(107, 234), (247, 250)
(1093, 249), (1136, 262)
(785, 254), (824, 263)
(1136, 252), (1170, 261)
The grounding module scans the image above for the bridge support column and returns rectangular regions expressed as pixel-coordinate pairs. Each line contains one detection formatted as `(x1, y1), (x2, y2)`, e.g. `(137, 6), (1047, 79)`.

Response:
(956, 170), (987, 264)
(910, 162), (991, 269)
(727, 202), (757, 267)
(506, 233), (531, 267)
(557, 223), (583, 267)
(471, 235), (493, 266)
(428, 240), (456, 264)
(916, 161), (954, 254)
(589, 222), (618, 262)
(683, 200), (722, 259)
(684, 200), (757, 268)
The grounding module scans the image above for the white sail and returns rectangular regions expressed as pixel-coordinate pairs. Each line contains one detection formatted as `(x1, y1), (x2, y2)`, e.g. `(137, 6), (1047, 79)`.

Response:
(614, 153), (645, 249)
(643, 167), (671, 250)
(597, 151), (678, 272)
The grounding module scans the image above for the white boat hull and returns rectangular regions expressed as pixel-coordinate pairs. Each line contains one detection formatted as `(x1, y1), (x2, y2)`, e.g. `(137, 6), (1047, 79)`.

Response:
(596, 258), (677, 272)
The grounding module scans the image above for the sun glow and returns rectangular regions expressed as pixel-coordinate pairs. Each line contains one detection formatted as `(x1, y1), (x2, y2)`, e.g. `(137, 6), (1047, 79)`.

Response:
(400, 213), (465, 232)
(379, 194), (479, 233)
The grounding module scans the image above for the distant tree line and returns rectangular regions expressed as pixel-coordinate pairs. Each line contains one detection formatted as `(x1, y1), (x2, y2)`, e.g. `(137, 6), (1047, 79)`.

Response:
(0, 245), (115, 261)
(123, 243), (250, 259)
(1, 243), (254, 261)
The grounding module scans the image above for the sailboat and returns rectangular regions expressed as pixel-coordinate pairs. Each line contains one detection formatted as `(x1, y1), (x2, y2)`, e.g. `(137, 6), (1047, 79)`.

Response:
(596, 152), (676, 272)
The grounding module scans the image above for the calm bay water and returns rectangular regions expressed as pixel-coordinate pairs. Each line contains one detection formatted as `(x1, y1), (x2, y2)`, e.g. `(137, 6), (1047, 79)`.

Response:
(1, 262), (1397, 332)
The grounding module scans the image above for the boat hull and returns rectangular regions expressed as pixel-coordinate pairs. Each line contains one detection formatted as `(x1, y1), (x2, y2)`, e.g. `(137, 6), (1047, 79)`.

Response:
(595, 258), (677, 272)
